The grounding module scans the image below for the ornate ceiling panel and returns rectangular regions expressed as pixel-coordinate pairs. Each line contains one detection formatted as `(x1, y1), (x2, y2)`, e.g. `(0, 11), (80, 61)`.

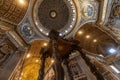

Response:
(0, 0), (28, 25)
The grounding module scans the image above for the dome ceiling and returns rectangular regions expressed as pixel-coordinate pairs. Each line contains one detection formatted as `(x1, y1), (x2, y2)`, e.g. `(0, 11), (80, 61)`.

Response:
(33, 0), (77, 36)
(18, 0), (98, 43)
(38, 0), (70, 30)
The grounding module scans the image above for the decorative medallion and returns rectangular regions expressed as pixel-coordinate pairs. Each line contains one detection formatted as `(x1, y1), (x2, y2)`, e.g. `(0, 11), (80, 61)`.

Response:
(83, 4), (94, 18)
(33, 0), (77, 36)
(21, 24), (33, 37)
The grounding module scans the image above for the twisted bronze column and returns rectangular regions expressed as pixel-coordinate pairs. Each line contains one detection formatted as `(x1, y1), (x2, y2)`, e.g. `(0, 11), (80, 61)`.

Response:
(38, 51), (46, 80)
(51, 39), (64, 80)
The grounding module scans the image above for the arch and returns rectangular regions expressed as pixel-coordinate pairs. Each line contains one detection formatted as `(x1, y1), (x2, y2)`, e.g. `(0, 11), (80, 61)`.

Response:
(75, 23), (119, 56)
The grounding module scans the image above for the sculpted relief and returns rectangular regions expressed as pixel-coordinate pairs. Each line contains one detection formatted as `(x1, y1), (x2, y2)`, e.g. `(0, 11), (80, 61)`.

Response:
(113, 5), (120, 18)
(108, 0), (120, 25)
